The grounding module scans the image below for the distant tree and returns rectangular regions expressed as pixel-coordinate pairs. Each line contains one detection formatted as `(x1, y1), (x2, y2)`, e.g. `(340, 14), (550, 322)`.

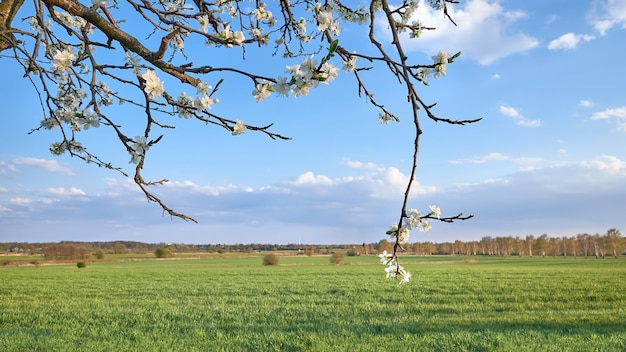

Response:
(605, 229), (624, 258)
(113, 243), (128, 255)
(330, 252), (345, 265)
(593, 234), (606, 258)
(94, 249), (105, 259)
(578, 233), (591, 257)
(43, 243), (91, 260)
(154, 247), (171, 258)
(534, 234), (551, 258)
(526, 235), (535, 257)
(263, 253), (279, 266)
(549, 237), (561, 257)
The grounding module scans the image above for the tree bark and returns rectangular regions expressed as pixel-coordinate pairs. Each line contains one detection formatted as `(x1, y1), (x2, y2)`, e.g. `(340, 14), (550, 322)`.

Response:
(0, 0), (25, 52)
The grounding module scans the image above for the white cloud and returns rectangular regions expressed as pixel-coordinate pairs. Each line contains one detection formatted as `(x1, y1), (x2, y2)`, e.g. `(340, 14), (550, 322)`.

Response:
(398, 0), (538, 65)
(591, 106), (626, 120)
(579, 155), (626, 173)
(9, 197), (32, 205)
(3, 155), (626, 244)
(13, 157), (74, 175)
(589, 0), (626, 35)
(579, 99), (595, 107)
(591, 106), (626, 131)
(293, 171), (334, 185)
(548, 32), (595, 50)
(344, 160), (377, 169)
(499, 105), (541, 127)
(491, 73), (500, 79)
(48, 187), (86, 196)
(450, 152), (542, 165)
(0, 161), (19, 177)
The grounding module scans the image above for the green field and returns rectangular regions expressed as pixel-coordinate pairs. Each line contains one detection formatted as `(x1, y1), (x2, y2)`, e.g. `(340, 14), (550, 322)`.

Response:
(1, 255), (625, 351)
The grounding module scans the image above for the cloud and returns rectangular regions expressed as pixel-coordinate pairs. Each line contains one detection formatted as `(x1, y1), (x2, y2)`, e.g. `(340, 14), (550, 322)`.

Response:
(427, 155), (626, 240)
(450, 152), (542, 165)
(292, 171), (334, 185)
(398, 0), (539, 65)
(0, 161), (19, 177)
(48, 187), (86, 196)
(9, 197), (32, 205)
(547, 32), (595, 50)
(591, 106), (626, 120)
(13, 157), (74, 175)
(591, 106), (626, 131)
(499, 105), (541, 127)
(579, 155), (626, 173)
(579, 100), (595, 107)
(2, 155), (626, 244)
(589, 0), (626, 35)
(344, 160), (377, 169)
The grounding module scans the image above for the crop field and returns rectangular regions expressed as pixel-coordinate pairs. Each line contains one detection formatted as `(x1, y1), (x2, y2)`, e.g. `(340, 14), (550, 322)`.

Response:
(1, 255), (625, 351)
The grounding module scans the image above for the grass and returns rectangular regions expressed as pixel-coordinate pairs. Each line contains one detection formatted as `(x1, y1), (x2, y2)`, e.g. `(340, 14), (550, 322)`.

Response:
(1, 255), (625, 351)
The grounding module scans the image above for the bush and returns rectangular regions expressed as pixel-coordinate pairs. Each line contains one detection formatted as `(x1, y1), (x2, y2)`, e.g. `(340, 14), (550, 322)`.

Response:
(154, 248), (171, 258)
(330, 252), (346, 265)
(94, 250), (105, 259)
(263, 253), (279, 266)
(76, 261), (87, 268)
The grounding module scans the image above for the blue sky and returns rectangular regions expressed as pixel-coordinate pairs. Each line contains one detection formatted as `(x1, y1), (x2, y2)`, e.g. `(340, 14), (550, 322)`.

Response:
(1, 0), (625, 244)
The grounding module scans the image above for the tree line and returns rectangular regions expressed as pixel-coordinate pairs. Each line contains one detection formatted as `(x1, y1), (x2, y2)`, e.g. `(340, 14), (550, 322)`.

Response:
(404, 229), (625, 258)
(1, 229), (623, 260)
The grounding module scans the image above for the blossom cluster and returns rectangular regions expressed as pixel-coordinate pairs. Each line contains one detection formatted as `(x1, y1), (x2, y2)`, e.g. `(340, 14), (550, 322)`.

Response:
(315, 3), (341, 36)
(382, 205), (441, 284)
(129, 136), (149, 164)
(432, 50), (449, 78)
(216, 23), (245, 47)
(378, 250), (412, 285)
(176, 81), (219, 118)
(256, 56), (338, 100)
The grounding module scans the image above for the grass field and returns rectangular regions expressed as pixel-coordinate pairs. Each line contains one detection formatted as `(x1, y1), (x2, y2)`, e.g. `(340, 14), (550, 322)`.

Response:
(1, 255), (625, 351)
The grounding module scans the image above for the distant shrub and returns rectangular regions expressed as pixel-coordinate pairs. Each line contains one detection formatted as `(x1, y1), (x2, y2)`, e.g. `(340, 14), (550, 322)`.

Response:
(263, 253), (279, 266)
(330, 252), (346, 265)
(76, 261), (87, 268)
(155, 248), (171, 258)
(94, 250), (105, 260)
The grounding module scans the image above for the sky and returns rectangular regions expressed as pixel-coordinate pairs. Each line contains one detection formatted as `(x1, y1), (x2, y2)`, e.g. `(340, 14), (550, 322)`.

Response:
(1, 0), (626, 245)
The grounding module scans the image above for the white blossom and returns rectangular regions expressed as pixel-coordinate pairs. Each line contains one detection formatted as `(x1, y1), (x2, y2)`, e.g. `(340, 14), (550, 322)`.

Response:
(141, 70), (164, 99)
(129, 136), (149, 164)
(196, 94), (218, 111)
(319, 62), (338, 84)
(52, 48), (75, 72)
(197, 15), (210, 33)
(273, 76), (291, 97)
(232, 120), (246, 135)
(343, 53), (358, 72)
(254, 3), (273, 21)
(131, 136), (149, 156)
(432, 50), (449, 78)
(429, 205), (441, 218)
(78, 108), (100, 130)
(253, 82), (272, 102)
(316, 9), (341, 35)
